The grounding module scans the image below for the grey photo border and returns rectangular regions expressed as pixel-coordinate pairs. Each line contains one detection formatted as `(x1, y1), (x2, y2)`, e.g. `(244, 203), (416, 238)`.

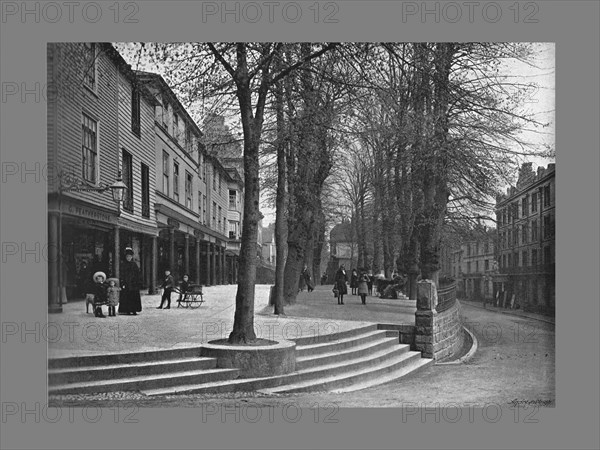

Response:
(1, 0), (598, 449)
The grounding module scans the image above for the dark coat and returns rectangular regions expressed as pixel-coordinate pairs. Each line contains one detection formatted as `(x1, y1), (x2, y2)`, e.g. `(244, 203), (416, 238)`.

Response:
(119, 259), (142, 313)
(335, 269), (348, 295)
(161, 274), (174, 290)
(92, 281), (108, 306)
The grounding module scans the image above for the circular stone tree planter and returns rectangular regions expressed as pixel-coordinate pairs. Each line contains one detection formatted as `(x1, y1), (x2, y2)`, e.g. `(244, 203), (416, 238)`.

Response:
(200, 339), (296, 378)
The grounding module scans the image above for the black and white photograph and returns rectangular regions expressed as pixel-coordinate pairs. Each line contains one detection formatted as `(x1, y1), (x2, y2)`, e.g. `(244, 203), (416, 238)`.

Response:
(46, 41), (555, 409)
(2, 2), (599, 449)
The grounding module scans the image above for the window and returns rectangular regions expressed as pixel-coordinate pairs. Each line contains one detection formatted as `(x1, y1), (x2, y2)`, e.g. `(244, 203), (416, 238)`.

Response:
(532, 249), (538, 267)
(218, 206), (222, 232)
(532, 219), (538, 241)
(185, 171), (193, 209)
(229, 221), (237, 239)
(141, 163), (150, 218)
(507, 231), (511, 247)
(198, 190), (202, 214)
(122, 150), (133, 213)
(522, 250), (528, 267)
(186, 129), (193, 154)
(522, 223), (528, 244)
(173, 112), (179, 139)
(203, 157), (207, 181)
(543, 215), (553, 239)
(531, 192), (538, 213)
(83, 43), (97, 91)
(81, 114), (98, 183)
(162, 151), (169, 195)
(513, 229), (518, 245)
(485, 259), (489, 271)
(543, 185), (551, 207)
(467, 244), (471, 256)
(213, 166), (217, 191)
(212, 201), (217, 228)
(513, 252), (519, 267)
(173, 162), (179, 202)
(484, 242), (490, 254)
(475, 261), (479, 272)
(467, 262), (471, 273)
(503, 254), (507, 269)
(203, 195), (207, 225)
(162, 102), (169, 128)
(229, 190), (236, 209)
(522, 197), (528, 216)
(218, 172), (222, 195)
(131, 82), (141, 137)
(544, 246), (551, 265)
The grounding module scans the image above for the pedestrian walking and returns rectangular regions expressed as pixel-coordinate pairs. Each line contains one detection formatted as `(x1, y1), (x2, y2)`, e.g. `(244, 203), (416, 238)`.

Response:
(119, 247), (142, 315)
(334, 265), (348, 305)
(358, 272), (369, 304)
(302, 266), (314, 292)
(158, 269), (174, 309)
(350, 269), (359, 295)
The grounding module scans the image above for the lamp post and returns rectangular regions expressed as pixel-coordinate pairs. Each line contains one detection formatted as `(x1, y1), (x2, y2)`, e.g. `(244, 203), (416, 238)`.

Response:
(49, 171), (127, 314)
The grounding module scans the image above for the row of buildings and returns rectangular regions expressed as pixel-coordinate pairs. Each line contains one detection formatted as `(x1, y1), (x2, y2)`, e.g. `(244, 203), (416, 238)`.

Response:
(440, 162), (556, 315)
(326, 162), (555, 315)
(47, 43), (247, 311)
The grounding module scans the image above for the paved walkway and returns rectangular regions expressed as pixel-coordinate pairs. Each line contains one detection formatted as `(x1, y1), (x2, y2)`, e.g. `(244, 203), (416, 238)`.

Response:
(48, 284), (417, 359)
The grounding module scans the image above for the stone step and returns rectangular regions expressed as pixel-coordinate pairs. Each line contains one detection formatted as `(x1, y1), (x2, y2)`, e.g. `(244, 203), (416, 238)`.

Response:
(48, 367), (240, 396)
(142, 342), (411, 396)
(49, 357), (217, 385)
(48, 346), (205, 370)
(260, 351), (428, 394)
(292, 323), (378, 346)
(296, 336), (405, 370)
(295, 329), (396, 358)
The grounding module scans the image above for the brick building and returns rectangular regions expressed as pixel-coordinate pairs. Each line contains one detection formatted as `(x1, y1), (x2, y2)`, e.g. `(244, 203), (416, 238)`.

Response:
(494, 162), (556, 314)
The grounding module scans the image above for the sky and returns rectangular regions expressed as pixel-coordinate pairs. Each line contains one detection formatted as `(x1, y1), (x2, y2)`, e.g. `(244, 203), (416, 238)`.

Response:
(115, 42), (555, 226)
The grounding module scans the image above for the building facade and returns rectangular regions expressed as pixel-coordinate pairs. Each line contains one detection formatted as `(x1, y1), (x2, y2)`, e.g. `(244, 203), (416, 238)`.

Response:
(48, 43), (245, 311)
(47, 43), (159, 309)
(458, 232), (497, 301)
(495, 162), (556, 314)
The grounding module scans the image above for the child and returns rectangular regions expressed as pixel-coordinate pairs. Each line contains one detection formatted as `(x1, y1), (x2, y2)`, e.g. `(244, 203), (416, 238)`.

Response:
(358, 272), (369, 305)
(106, 278), (120, 317)
(158, 269), (174, 309)
(92, 271), (108, 318)
(177, 274), (190, 307)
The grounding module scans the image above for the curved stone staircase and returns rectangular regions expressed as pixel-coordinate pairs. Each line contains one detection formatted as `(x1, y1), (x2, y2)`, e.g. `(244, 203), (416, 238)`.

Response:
(48, 324), (432, 397)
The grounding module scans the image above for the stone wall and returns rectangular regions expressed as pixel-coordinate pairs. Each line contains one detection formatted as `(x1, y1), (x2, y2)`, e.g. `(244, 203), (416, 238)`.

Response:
(414, 280), (464, 361)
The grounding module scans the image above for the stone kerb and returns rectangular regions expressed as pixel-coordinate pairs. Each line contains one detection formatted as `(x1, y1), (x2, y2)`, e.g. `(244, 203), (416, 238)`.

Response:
(200, 339), (296, 378)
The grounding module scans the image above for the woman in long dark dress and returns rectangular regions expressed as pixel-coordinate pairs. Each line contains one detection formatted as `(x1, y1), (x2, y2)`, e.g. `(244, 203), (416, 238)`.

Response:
(334, 265), (348, 305)
(119, 247), (142, 315)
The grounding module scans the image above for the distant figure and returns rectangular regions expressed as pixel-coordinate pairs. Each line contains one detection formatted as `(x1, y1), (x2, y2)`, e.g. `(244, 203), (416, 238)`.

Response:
(334, 265), (348, 305)
(321, 272), (328, 285)
(366, 271), (374, 296)
(106, 278), (120, 317)
(302, 265), (314, 292)
(358, 272), (369, 305)
(350, 269), (359, 295)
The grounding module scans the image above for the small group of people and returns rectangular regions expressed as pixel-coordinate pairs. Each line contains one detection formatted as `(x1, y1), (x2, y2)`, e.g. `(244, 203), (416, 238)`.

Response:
(156, 270), (191, 309)
(333, 266), (374, 305)
(89, 247), (142, 318)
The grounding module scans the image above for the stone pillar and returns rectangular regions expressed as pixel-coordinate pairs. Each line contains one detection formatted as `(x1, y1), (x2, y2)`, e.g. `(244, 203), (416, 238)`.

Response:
(48, 212), (61, 313)
(211, 243), (217, 285)
(414, 280), (437, 358)
(184, 234), (190, 277)
(195, 238), (201, 285)
(113, 225), (120, 279)
(148, 236), (157, 294)
(169, 228), (175, 274)
(205, 242), (211, 285)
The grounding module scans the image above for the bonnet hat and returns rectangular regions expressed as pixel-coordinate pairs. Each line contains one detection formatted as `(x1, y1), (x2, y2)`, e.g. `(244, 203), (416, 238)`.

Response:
(92, 271), (107, 282)
(124, 247), (134, 256)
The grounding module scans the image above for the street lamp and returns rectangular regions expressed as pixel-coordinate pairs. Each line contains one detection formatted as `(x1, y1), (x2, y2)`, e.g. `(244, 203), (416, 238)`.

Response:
(49, 171), (127, 314)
